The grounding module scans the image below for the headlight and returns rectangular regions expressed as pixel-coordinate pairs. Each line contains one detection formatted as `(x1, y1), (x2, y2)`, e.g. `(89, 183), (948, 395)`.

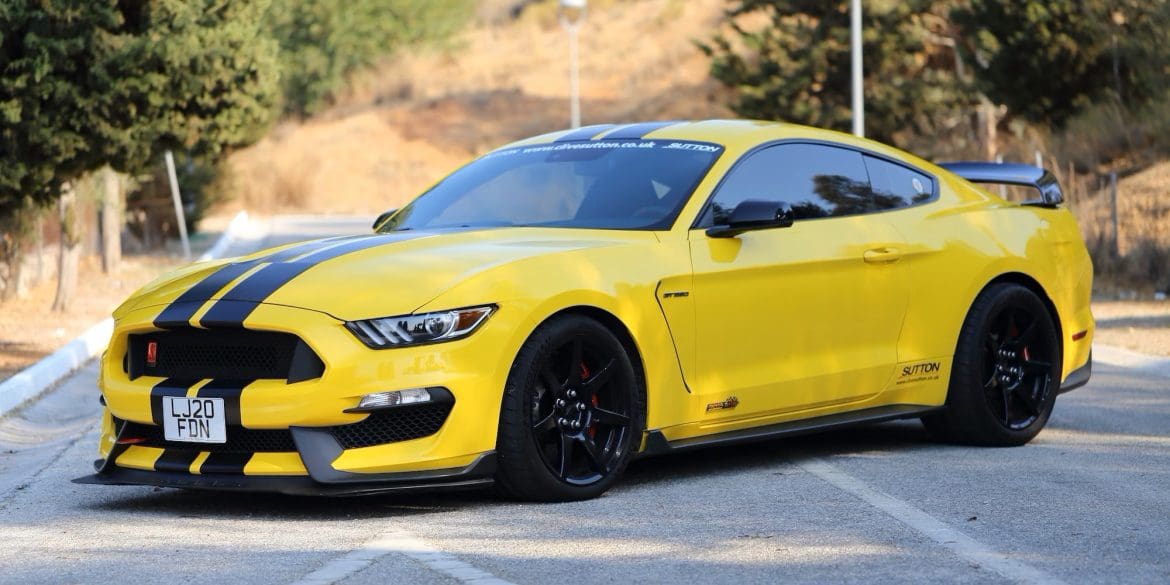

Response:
(345, 305), (495, 348)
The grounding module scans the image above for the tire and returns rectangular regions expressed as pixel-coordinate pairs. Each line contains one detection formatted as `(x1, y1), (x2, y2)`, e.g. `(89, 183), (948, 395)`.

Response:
(922, 283), (1062, 446)
(494, 315), (644, 501)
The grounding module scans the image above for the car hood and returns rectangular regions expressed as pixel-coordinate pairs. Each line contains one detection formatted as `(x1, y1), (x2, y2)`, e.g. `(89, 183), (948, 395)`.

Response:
(121, 227), (656, 323)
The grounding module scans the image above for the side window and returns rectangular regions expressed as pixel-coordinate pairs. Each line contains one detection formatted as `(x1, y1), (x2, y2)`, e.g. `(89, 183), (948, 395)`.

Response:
(701, 143), (873, 226)
(863, 155), (935, 210)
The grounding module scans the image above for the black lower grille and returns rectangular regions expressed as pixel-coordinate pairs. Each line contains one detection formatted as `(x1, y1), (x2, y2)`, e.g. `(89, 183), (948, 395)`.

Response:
(115, 403), (452, 455)
(126, 328), (324, 383)
(327, 404), (453, 449)
(122, 421), (297, 453)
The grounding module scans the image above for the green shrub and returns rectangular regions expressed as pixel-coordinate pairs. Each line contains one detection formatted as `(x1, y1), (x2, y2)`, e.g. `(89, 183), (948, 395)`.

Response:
(268, 0), (473, 117)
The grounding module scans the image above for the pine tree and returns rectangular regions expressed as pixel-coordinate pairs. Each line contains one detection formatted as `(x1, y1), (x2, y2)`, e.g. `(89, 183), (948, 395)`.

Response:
(700, 0), (972, 146)
(0, 1), (280, 309)
(955, 0), (1170, 127)
(267, 0), (472, 116)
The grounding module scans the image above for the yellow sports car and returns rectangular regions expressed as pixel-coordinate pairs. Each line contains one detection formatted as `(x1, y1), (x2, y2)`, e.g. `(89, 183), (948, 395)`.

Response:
(76, 120), (1093, 501)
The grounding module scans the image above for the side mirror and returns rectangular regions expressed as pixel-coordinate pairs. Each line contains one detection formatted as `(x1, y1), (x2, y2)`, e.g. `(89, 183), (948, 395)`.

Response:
(706, 200), (794, 238)
(372, 209), (397, 230)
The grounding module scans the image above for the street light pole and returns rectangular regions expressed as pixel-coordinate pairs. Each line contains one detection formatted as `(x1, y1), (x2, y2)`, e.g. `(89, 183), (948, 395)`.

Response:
(559, 0), (587, 129)
(569, 24), (580, 129)
(851, 0), (864, 138)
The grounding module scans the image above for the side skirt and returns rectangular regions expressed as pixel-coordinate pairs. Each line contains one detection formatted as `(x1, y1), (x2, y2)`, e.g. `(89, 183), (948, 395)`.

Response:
(640, 404), (942, 457)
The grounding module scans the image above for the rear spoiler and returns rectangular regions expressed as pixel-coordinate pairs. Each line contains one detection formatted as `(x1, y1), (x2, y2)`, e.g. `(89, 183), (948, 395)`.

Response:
(938, 162), (1064, 207)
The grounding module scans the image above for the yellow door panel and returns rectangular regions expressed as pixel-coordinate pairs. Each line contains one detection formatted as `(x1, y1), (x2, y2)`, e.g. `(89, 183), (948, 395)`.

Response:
(688, 214), (909, 420)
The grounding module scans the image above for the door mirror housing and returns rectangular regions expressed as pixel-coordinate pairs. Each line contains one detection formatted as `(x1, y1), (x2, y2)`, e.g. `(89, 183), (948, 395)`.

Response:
(372, 209), (397, 230)
(706, 200), (795, 238)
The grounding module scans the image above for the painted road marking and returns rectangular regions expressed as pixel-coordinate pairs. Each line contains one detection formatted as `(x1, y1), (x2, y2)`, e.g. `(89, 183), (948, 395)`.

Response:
(290, 529), (516, 585)
(800, 458), (1069, 585)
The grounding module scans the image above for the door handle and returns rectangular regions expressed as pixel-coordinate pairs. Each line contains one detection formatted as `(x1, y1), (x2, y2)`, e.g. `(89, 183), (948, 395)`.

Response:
(863, 247), (901, 264)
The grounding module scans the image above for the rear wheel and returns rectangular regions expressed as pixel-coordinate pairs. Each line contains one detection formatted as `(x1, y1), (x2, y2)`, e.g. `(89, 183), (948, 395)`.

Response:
(923, 283), (1061, 445)
(495, 315), (643, 501)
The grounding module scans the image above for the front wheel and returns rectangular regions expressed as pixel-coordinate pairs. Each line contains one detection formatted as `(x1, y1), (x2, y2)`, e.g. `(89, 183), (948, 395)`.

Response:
(495, 315), (644, 501)
(923, 283), (1061, 446)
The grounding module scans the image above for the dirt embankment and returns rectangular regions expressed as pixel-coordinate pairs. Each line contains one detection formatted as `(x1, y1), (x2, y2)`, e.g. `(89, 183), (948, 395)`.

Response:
(226, 0), (733, 215)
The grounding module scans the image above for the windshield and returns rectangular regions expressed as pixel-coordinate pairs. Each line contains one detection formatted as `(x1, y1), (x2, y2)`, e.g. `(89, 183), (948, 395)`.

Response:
(379, 139), (724, 231)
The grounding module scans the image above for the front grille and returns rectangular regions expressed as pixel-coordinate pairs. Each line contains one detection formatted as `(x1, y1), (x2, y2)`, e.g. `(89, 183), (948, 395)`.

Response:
(327, 403), (453, 449)
(122, 421), (297, 453)
(126, 328), (324, 383)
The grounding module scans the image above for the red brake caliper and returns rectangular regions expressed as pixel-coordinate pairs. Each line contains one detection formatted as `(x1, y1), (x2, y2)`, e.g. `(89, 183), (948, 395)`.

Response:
(580, 362), (598, 438)
(1011, 321), (1031, 362)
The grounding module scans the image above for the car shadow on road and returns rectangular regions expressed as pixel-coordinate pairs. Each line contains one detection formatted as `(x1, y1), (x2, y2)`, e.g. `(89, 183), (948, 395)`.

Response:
(82, 420), (941, 519)
(621, 419), (938, 488)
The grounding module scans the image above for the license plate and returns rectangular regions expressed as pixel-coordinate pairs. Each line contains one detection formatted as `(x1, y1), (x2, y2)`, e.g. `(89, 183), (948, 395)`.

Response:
(163, 397), (227, 443)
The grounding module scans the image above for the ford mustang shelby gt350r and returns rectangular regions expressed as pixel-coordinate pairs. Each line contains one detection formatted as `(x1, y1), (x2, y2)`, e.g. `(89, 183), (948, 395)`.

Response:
(76, 120), (1093, 501)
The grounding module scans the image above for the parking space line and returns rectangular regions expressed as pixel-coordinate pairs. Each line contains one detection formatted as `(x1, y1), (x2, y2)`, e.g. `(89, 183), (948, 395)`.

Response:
(290, 529), (516, 585)
(799, 458), (1068, 585)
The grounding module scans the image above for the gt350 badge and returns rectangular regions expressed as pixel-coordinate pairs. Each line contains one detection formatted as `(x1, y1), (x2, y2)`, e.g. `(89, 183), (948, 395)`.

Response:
(706, 396), (740, 412)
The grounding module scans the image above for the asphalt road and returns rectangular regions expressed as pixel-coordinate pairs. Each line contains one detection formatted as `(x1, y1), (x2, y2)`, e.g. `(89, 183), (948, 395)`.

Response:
(1, 216), (1167, 585)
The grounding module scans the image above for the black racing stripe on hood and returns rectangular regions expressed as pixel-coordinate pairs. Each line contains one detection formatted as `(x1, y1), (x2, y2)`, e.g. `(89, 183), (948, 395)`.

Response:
(153, 262), (258, 328)
(555, 123), (617, 142)
(264, 234), (366, 263)
(198, 233), (426, 328)
(600, 121), (682, 140)
(151, 236), (363, 329)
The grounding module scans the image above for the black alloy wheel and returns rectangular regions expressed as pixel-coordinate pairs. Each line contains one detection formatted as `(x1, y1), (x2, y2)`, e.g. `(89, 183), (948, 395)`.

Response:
(495, 315), (643, 501)
(981, 304), (1056, 430)
(923, 283), (1061, 446)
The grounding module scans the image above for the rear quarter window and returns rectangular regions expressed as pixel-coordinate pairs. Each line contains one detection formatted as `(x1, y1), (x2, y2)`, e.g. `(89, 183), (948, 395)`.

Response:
(863, 155), (936, 210)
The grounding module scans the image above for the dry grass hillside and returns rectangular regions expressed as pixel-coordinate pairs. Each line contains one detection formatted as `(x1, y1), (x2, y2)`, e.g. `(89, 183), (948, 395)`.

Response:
(227, 0), (732, 215)
(1075, 161), (1170, 292)
(1077, 162), (1170, 254)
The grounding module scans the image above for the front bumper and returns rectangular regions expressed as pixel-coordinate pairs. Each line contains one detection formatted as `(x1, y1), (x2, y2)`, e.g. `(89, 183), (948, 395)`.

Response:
(84, 300), (523, 494)
(73, 452), (497, 496)
(75, 406), (497, 495)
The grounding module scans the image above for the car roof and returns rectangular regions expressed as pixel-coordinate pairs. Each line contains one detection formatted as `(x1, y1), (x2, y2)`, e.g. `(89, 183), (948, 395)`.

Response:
(496, 119), (947, 193)
(505, 119), (792, 150)
(502, 119), (918, 159)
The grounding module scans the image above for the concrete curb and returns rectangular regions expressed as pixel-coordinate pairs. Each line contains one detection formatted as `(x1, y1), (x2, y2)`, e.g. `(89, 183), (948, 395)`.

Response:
(0, 210), (254, 418)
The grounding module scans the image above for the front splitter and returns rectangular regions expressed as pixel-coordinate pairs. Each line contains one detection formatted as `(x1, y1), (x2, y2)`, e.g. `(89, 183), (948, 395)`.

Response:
(74, 452), (497, 497)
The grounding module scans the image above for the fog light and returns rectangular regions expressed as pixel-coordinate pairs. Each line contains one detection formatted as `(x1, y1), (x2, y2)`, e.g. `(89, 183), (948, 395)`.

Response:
(358, 388), (431, 410)
(345, 387), (455, 413)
